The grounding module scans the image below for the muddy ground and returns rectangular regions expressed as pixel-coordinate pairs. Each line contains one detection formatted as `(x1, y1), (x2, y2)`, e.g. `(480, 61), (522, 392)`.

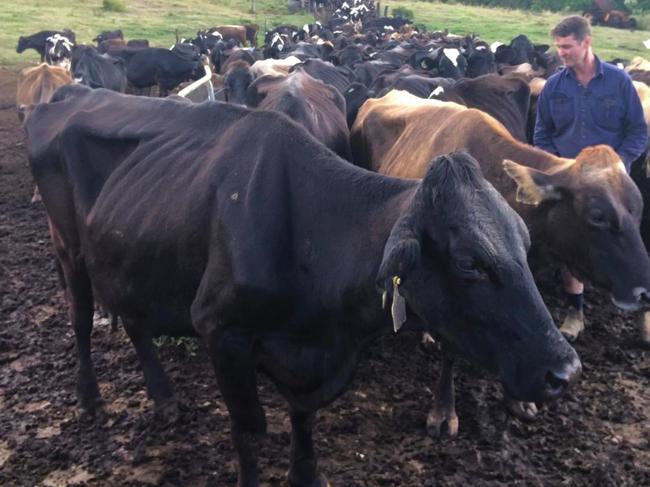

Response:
(0, 66), (649, 486)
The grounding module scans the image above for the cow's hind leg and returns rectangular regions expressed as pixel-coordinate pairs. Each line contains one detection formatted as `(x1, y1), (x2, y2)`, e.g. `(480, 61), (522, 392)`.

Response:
(121, 320), (177, 421)
(210, 329), (266, 487)
(288, 409), (330, 487)
(63, 264), (101, 417)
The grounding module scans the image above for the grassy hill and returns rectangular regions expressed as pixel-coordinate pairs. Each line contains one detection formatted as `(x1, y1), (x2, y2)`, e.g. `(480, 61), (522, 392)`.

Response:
(3, 0), (650, 66)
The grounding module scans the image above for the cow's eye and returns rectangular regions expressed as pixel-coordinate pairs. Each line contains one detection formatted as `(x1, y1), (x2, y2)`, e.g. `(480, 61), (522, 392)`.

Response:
(455, 258), (487, 280)
(587, 208), (608, 229)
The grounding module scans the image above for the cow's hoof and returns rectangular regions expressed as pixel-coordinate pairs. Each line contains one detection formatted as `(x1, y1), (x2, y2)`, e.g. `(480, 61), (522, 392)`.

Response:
(78, 398), (105, 423)
(153, 398), (179, 425)
(638, 311), (650, 348)
(559, 308), (584, 342)
(426, 407), (459, 438)
(504, 397), (538, 422)
(289, 473), (330, 487)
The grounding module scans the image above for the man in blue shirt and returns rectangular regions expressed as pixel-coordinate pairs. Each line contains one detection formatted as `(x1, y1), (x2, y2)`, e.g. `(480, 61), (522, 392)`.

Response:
(534, 15), (648, 341)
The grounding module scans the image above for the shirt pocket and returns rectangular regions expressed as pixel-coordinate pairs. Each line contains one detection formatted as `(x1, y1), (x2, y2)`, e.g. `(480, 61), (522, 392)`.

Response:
(549, 93), (574, 131)
(591, 94), (623, 130)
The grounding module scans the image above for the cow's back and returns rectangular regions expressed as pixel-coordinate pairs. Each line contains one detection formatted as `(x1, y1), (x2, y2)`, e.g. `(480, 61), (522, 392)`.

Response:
(16, 63), (72, 107)
(351, 90), (467, 172)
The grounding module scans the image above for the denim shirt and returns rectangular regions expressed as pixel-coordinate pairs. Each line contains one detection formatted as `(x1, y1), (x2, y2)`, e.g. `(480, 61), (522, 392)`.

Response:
(534, 57), (647, 172)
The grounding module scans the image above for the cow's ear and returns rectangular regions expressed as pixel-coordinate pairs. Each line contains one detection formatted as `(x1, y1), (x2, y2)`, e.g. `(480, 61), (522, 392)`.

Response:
(376, 215), (421, 293)
(376, 219), (421, 333)
(503, 159), (562, 205)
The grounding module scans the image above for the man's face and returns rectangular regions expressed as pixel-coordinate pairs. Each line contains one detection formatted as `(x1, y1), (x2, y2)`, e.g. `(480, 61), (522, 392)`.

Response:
(554, 34), (591, 68)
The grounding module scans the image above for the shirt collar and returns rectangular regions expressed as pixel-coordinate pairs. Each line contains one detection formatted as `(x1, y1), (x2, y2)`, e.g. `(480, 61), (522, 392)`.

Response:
(564, 55), (604, 80)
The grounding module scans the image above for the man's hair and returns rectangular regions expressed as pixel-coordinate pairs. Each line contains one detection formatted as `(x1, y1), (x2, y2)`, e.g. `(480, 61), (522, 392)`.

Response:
(551, 16), (592, 41)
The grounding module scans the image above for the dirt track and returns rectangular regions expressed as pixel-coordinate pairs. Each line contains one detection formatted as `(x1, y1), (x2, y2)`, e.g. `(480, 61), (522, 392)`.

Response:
(0, 66), (649, 486)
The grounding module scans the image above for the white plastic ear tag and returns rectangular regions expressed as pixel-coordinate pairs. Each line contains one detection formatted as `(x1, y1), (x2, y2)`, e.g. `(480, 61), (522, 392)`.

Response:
(391, 276), (407, 333)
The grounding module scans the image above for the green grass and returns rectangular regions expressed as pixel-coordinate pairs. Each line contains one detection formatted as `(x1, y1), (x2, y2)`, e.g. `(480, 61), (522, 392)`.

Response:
(103, 0), (126, 13)
(2, 0), (650, 66)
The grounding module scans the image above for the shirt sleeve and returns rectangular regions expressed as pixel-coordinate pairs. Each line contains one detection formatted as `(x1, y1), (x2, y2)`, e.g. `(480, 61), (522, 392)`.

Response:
(533, 84), (559, 155)
(616, 76), (648, 172)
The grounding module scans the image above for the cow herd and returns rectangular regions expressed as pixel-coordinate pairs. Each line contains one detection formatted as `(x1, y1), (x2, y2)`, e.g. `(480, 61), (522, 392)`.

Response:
(13, 0), (650, 485)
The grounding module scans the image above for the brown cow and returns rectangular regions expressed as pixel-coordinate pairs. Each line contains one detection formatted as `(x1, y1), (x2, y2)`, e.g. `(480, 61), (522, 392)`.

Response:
(352, 89), (650, 430)
(210, 25), (247, 46)
(16, 63), (72, 202)
(353, 90), (650, 314)
(16, 63), (72, 122)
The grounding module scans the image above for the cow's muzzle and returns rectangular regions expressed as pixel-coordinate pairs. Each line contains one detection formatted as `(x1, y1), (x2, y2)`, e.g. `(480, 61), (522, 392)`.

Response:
(542, 356), (581, 401)
(612, 287), (650, 312)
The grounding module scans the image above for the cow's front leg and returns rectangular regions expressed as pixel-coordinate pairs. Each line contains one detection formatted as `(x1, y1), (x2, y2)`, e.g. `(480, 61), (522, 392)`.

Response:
(288, 409), (330, 487)
(426, 348), (458, 437)
(210, 330), (266, 487)
(122, 320), (177, 422)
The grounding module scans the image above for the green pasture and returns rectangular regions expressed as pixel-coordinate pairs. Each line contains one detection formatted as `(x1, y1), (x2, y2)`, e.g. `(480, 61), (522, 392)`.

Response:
(2, 0), (650, 66)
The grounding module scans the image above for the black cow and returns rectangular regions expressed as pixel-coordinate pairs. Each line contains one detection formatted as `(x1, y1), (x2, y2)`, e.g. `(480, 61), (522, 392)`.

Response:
(430, 73), (531, 143)
(17, 29), (76, 61)
(344, 81), (370, 128)
(25, 84), (579, 487)
(377, 75), (455, 99)
(290, 58), (354, 95)
(73, 47), (127, 92)
(125, 47), (205, 96)
(466, 43), (496, 78)
(93, 29), (124, 45)
(494, 35), (553, 70)
(222, 60), (254, 105)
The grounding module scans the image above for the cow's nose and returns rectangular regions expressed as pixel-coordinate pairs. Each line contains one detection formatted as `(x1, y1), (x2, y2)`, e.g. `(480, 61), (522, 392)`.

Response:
(635, 287), (650, 304)
(543, 357), (581, 400)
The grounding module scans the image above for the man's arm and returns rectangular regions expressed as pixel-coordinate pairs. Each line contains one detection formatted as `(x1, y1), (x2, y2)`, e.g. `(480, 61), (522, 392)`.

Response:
(617, 77), (648, 172)
(533, 86), (559, 154)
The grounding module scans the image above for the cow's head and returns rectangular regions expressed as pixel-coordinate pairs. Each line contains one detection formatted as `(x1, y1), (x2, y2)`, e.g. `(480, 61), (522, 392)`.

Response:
(16, 36), (27, 53)
(437, 48), (468, 79)
(223, 61), (253, 106)
(377, 151), (580, 404)
(504, 145), (650, 310)
(45, 34), (74, 67)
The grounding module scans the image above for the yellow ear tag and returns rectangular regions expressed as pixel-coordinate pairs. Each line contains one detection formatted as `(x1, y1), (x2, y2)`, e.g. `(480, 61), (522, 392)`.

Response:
(391, 276), (407, 333)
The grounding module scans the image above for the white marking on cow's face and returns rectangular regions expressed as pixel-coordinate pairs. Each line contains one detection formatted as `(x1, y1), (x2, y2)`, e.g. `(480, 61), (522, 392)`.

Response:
(74, 77), (83, 83)
(429, 86), (445, 98)
(383, 25), (394, 32)
(617, 62), (624, 70)
(490, 41), (504, 53)
(210, 31), (223, 39)
(476, 45), (487, 51)
(443, 48), (460, 67)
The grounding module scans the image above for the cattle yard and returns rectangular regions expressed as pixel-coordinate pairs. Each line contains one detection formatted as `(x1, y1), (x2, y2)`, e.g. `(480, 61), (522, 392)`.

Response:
(3, 0), (650, 485)
(1, 69), (650, 484)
